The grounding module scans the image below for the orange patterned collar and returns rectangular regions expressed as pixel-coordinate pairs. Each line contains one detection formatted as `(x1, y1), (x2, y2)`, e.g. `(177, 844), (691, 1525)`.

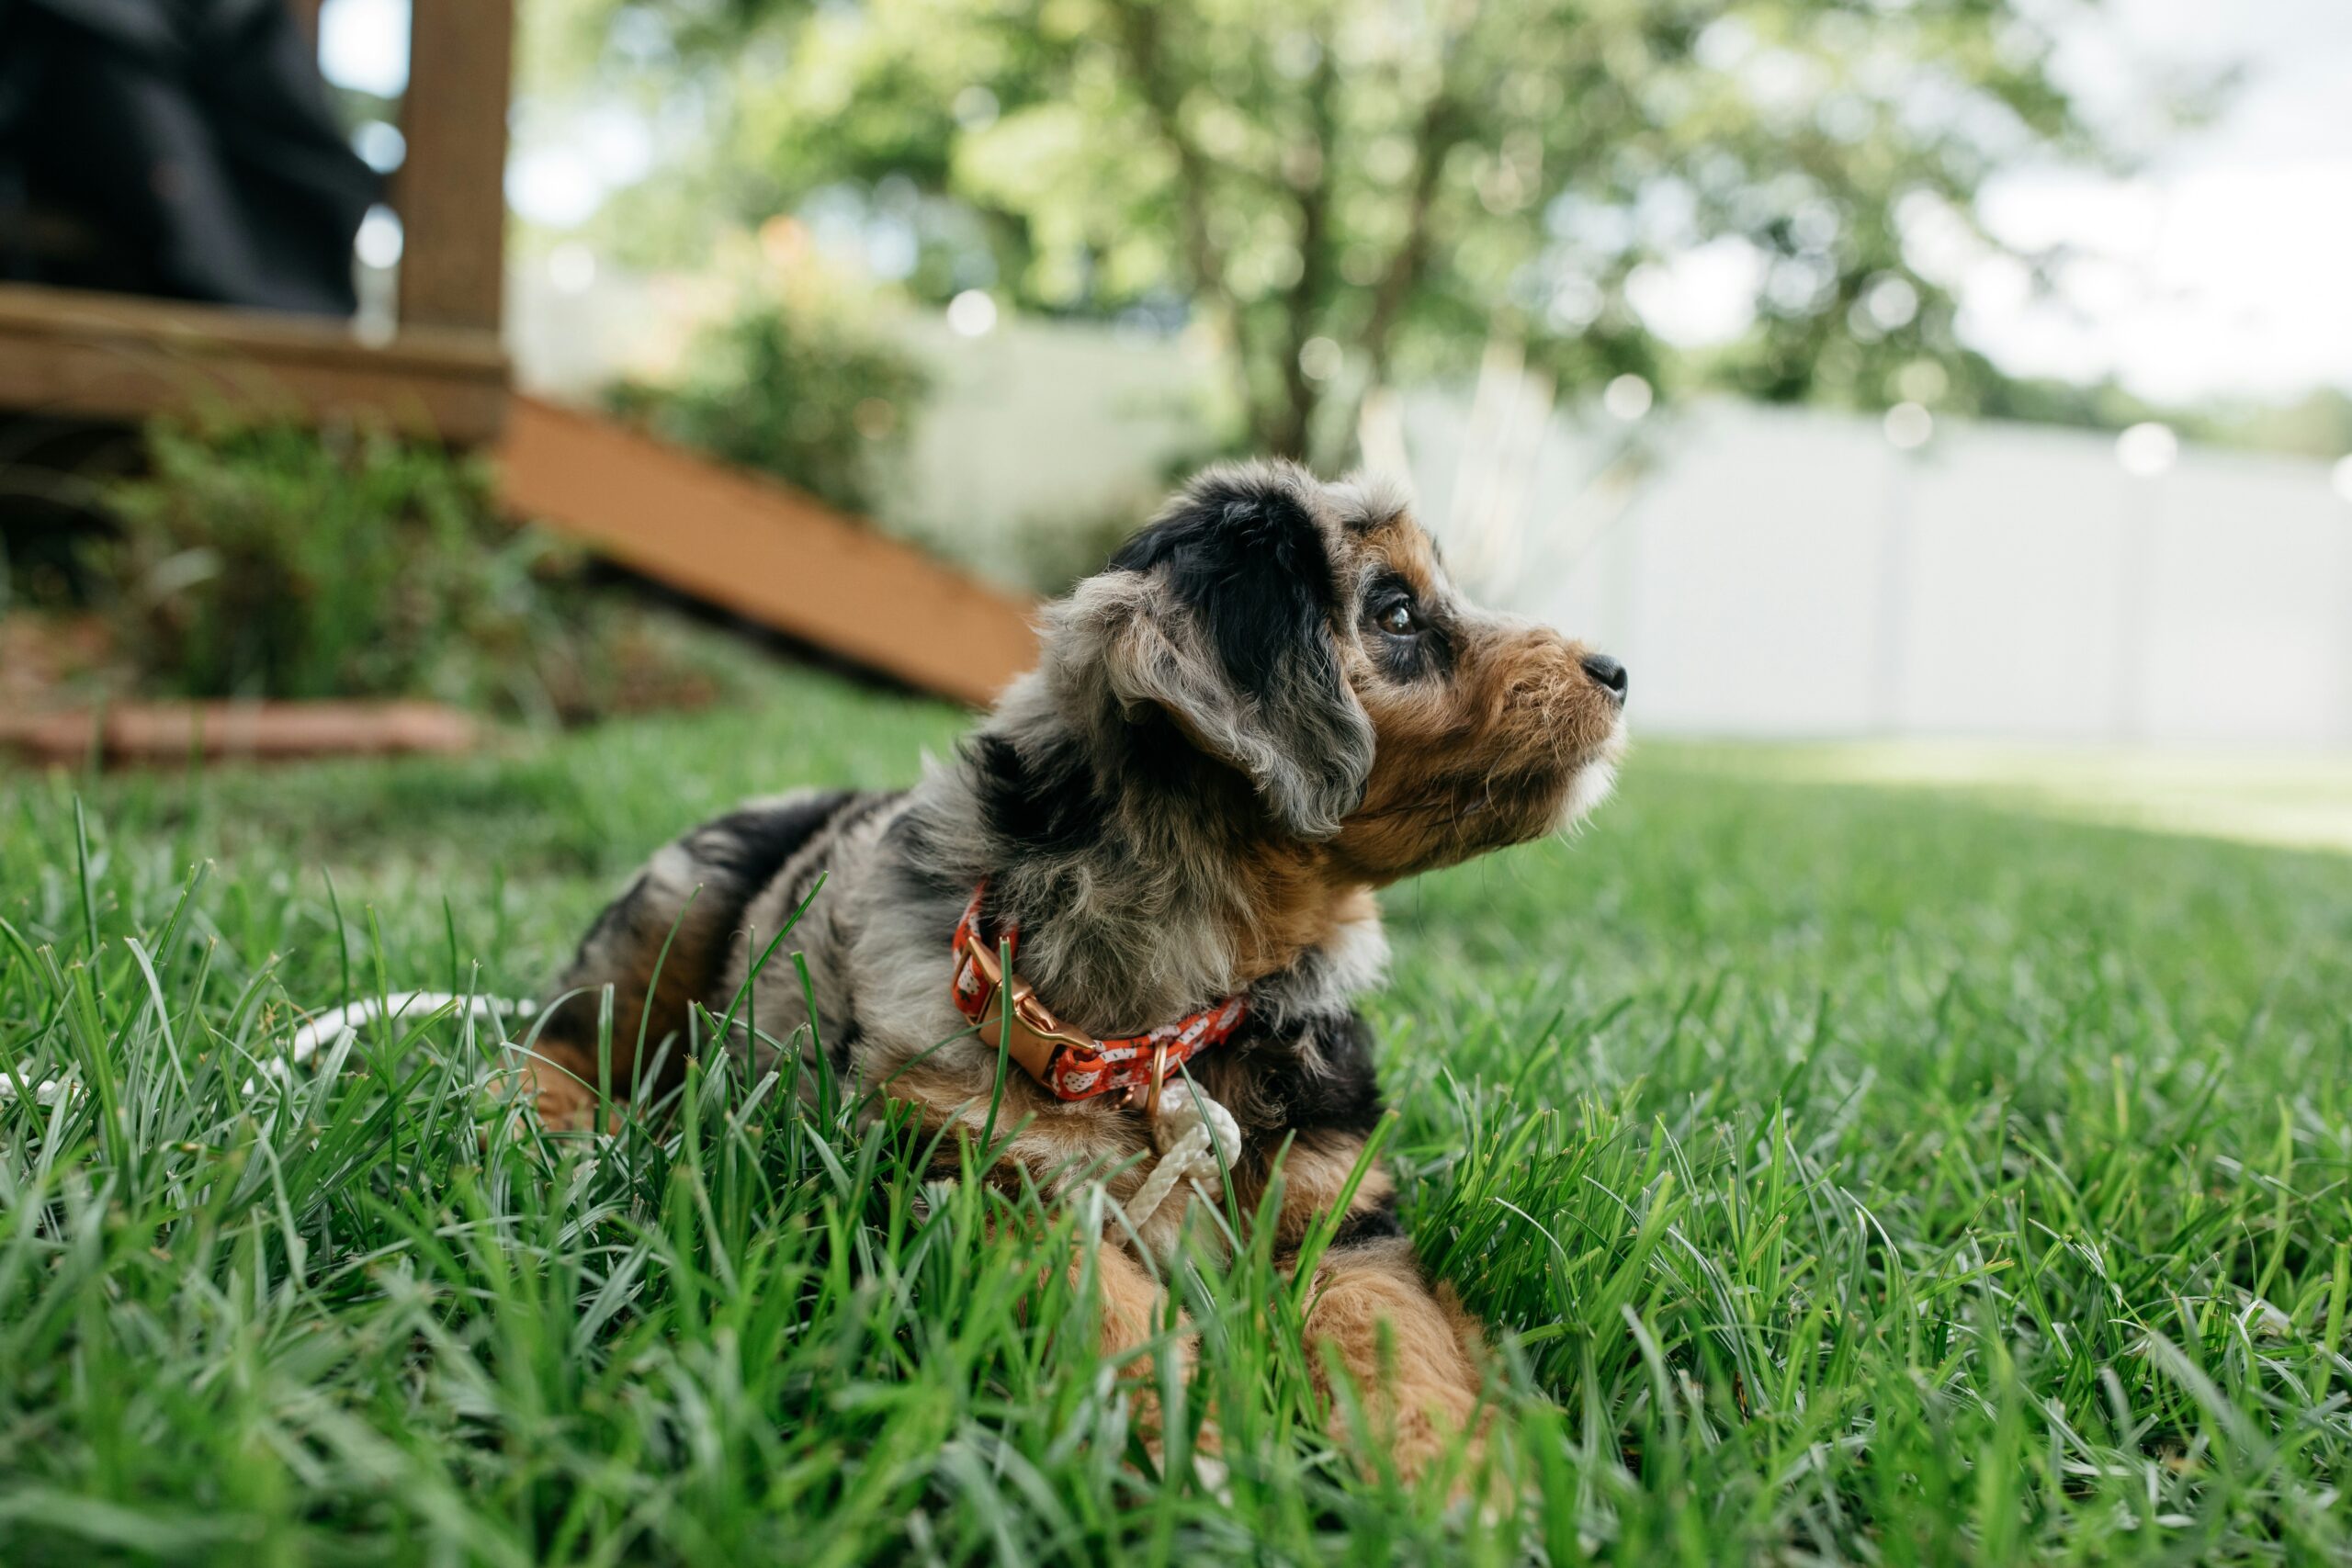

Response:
(950, 884), (1248, 1106)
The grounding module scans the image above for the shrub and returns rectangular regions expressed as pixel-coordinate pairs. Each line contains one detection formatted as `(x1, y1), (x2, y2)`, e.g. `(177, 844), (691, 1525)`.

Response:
(97, 419), (492, 701)
(90, 416), (735, 721)
(998, 501), (1148, 598)
(604, 289), (929, 517)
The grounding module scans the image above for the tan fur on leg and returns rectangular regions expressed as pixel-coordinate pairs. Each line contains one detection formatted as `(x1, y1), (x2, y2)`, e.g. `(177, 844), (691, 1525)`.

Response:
(1301, 1237), (1489, 1483)
(500, 1046), (620, 1134)
(1087, 1237), (1167, 1365)
(1080, 1239), (1227, 1479)
(1084, 1242), (1182, 1441)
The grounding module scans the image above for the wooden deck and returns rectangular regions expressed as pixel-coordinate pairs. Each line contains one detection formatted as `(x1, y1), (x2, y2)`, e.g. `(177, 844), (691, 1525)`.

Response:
(0, 0), (515, 446)
(0, 294), (1036, 705)
(0, 0), (1040, 711)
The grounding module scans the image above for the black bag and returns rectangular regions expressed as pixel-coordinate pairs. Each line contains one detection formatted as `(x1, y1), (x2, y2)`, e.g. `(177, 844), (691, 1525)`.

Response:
(0, 0), (379, 315)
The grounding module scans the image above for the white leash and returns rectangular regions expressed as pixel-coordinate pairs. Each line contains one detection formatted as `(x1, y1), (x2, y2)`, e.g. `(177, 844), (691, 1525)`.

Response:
(1123, 1076), (1242, 1231)
(7, 987), (1238, 1229)
(0, 990), (533, 1104)
(277, 991), (533, 1071)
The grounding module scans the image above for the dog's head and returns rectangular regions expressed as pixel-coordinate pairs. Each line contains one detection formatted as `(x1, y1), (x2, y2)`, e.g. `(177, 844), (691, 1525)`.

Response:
(1045, 460), (1627, 882)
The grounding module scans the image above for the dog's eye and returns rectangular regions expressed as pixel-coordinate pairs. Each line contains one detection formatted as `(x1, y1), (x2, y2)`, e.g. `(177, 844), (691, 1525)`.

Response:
(1378, 600), (1420, 637)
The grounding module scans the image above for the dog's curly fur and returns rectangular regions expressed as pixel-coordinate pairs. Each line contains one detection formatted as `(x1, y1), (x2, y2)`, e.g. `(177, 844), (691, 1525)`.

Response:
(527, 460), (1628, 1477)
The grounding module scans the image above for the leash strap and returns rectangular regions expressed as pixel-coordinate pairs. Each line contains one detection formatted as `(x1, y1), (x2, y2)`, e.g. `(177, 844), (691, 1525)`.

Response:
(1122, 1077), (1243, 1231)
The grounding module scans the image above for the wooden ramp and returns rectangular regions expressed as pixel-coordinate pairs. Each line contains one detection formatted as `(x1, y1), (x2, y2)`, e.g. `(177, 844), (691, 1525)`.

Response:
(496, 396), (1038, 706)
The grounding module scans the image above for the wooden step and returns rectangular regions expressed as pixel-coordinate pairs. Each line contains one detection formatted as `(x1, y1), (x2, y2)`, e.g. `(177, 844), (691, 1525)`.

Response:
(495, 396), (1038, 706)
(0, 282), (509, 443)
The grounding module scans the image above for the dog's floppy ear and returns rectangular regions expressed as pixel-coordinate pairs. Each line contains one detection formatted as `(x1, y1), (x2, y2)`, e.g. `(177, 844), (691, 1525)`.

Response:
(1053, 463), (1374, 839)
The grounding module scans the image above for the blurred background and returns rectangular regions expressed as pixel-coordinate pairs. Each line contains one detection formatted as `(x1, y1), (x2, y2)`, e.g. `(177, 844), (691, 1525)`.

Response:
(2, 0), (2348, 840)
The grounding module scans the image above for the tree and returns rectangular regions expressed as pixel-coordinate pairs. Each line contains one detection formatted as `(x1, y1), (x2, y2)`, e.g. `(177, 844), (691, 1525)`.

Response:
(545, 0), (2128, 463)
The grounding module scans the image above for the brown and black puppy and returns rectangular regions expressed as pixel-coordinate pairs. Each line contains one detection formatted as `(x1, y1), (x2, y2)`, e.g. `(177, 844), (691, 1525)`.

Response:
(526, 459), (1628, 1475)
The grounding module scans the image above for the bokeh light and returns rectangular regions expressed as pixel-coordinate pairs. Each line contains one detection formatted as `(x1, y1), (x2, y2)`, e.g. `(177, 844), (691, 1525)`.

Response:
(1883, 402), (1933, 449)
(2115, 422), (2178, 478)
(945, 290), (999, 337)
(1602, 374), (1653, 422)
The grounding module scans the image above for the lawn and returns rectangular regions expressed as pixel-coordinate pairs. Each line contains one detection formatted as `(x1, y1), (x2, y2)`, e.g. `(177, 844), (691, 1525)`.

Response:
(3, 663), (2348, 1565)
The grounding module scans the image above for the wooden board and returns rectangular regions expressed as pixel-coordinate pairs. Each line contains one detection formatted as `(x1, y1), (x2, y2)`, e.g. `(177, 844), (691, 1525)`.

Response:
(497, 396), (1038, 706)
(0, 702), (477, 768)
(0, 283), (509, 442)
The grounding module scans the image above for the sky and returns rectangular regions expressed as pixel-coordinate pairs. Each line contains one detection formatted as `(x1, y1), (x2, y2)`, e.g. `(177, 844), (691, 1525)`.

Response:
(1962, 0), (2352, 404)
(1591, 0), (2352, 407)
(318, 0), (2352, 409)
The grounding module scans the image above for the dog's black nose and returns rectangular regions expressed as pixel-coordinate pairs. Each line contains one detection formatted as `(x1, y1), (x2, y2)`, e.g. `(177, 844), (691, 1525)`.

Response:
(1581, 652), (1628, 703)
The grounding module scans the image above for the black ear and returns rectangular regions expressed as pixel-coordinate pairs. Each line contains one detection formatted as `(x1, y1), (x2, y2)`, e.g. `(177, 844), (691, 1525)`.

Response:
(1082, 463), (1374, 837)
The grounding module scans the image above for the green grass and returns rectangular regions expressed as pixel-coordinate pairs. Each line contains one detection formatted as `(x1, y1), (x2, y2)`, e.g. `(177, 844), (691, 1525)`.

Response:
(3, 663), (2349, 1564)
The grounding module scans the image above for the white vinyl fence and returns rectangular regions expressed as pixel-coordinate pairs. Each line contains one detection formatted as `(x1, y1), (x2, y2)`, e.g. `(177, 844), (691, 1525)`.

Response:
(1396, 394), (2352, 749)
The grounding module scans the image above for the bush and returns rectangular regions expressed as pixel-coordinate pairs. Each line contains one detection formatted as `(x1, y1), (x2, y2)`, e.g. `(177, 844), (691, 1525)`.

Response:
(90, 416), (736, 721)
(97, 420), (492, 701)
(604, 289), (928, 517)
(999, 501), (1148, 598)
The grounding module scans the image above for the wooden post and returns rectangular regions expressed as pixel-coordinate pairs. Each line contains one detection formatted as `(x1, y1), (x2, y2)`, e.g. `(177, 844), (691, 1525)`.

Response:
(393, 0), (514, 334)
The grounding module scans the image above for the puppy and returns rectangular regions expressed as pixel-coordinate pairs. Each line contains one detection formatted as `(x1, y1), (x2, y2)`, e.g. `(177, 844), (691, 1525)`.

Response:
(527, 460), (1628, 1477)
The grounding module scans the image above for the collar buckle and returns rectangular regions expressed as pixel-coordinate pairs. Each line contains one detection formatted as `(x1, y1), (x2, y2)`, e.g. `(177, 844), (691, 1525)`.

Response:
(961, 926), (1099, 1072)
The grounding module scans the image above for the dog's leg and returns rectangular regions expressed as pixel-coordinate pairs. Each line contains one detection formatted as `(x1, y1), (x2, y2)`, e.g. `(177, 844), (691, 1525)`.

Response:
(515, 1051), (602, 1131)
(1088, 1237), (1168, 1366)
(525, 841), (723, 1128)
(1087, 1241), (1181, 1422)
(1298, 1235), (1489, 1484)
(1081, 1239), (1224, 1478)
(526, 791), (852, 1127)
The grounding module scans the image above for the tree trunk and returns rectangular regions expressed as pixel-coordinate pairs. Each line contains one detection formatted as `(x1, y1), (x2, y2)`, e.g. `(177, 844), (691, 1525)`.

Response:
(1259, 386), (1313, 462)
(1262, 47), (1338, 463)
